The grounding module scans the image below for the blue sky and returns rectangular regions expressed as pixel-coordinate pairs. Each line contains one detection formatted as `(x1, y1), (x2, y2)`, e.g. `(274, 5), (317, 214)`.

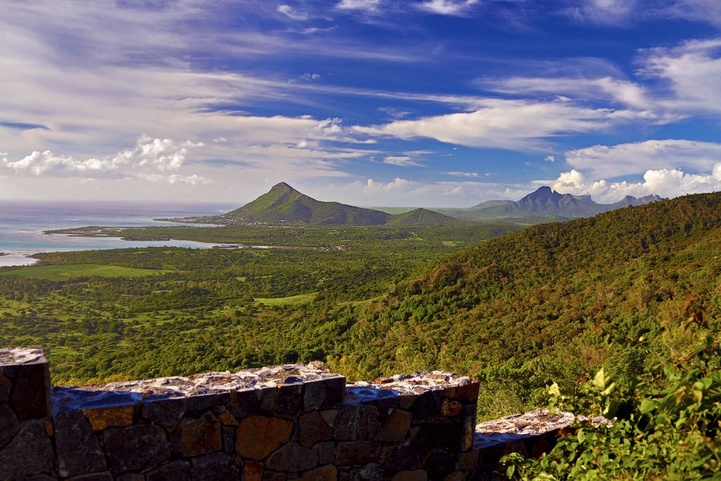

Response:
(2, 0), (721, 207)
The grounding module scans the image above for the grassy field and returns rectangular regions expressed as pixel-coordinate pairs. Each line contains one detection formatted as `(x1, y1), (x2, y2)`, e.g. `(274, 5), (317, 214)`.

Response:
(254, 293), (317, 306)
(0, 264), (170, 281)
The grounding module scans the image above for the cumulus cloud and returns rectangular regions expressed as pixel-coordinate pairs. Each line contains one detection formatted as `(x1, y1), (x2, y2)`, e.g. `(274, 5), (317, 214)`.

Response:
(550, 138), (721, 202)
(2, 136), (203, 179)
(355, 99), (639, 151)
(417, 0), (479, 15)
(564, 139), (721, 179)
(552, 167), (721, 203)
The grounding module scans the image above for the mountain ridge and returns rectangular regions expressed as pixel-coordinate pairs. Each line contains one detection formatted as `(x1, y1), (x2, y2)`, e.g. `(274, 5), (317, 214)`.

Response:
(440, 186), (663, 222)
(162, 183), (662, 226)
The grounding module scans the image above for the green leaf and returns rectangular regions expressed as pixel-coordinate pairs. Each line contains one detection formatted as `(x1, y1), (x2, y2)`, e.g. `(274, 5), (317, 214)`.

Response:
(640, 398), (657, 414)
(593, 368), (607, 390)
(548, 382), (561, 397)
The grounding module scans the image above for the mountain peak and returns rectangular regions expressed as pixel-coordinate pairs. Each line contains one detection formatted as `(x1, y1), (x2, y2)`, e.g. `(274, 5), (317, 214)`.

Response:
(270, 182), (296, 193)
(222, 183), (391, 225)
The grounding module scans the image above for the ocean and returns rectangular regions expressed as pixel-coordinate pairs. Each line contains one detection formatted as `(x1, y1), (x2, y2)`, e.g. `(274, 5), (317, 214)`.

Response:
(0, 201), (236, 267)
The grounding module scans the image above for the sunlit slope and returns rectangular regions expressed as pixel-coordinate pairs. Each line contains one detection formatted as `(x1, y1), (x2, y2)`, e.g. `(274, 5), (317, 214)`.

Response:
(331, 192), (721, 411)
(223, 182), (391, 225)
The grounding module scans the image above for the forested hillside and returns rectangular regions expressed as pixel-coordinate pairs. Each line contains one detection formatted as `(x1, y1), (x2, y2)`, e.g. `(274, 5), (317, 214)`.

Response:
(327, 192), (721, 417)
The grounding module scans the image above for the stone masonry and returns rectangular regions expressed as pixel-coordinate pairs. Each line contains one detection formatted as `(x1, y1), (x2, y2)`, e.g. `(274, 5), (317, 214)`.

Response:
(0, 347), (571, 481)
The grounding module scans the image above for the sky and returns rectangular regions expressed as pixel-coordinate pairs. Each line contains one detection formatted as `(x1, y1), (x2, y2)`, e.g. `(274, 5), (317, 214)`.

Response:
(2, 0), (721, 207)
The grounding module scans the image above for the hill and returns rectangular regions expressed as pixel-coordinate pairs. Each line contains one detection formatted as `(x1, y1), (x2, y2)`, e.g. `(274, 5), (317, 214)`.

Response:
(386, 208), (459, 226)
(438, 186), (662, 222)
(220, 182), (391, 225)
(326, 191), (721, 416)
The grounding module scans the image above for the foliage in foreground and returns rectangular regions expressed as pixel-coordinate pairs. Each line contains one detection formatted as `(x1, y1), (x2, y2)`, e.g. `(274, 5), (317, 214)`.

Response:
(503, 335), (721, 480)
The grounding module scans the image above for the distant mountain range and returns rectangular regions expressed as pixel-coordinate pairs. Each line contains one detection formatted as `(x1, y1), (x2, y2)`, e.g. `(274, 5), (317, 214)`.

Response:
(438, 186), (663, 222)
(165, 183), (662, 226)
(176, 182), (459, 226)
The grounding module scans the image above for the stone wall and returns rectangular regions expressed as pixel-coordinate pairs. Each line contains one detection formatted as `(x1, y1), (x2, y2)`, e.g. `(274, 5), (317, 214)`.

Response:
(0, 347), (567, 481)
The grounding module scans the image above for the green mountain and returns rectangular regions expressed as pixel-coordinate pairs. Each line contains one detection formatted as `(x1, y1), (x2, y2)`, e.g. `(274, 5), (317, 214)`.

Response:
(438, 186), (662, 223)
(221, 182), (391, 225)
(386, 208), (459, 226)
(328, 191), (721, 416)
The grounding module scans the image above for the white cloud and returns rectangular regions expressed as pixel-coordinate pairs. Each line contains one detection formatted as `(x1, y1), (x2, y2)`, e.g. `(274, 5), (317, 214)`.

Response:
(336, 0), (382, 11)
(483, 76), (651, 109)
(640, 38), (721, 116)
(384, 156), (421, 166)
(417, 0), (479, 15)
(140, 173), (212, 185)
(565, 139), (721, 179)
(544, 155), (556, 162)
(2, 136), (203, 179)
(322, 177), (529, 207)
(355, 99), (640, 151)
(278, 5), (308, 21)
(565, 0), (636, 24)
(300, 73), (321, 81)
(552, 167), (721, 203)
(445, 171), (480, 177)
(663, 0), (721, 27)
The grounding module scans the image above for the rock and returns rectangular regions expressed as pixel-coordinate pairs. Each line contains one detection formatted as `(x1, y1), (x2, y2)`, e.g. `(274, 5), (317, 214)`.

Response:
(374, 409), (412, 443)
(298, 464), (338, 481)
(300, 410), (334, 447)
(243, 461), (264, 481)
(0, 420), (54, 481)
(146, 460), (192, 481)
(141, 397), (187, 428)
(336, 441), (381, 466)
(265, 442), (319, 472)
(334, 405), (379, 441)
(236, 415), (293, 460)
(54, 410), (107, 477)
(190, 452), (241, 481)
(170, 411), (222, 457)
(0, 373), (12, 403)
(391, 470), (428, 481)
(81, 405), (135, 431)
(103, 424), (170, 473)
(10, 359), (51, 420)
(0, 404), (20, 447)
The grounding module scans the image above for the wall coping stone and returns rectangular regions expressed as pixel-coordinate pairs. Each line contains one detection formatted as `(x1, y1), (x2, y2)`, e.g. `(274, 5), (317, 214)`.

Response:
(474, 410), (577, 448)
(53, 363), (344, 414)
(0, 346), (46, 366)
(346, 371), (474, 405)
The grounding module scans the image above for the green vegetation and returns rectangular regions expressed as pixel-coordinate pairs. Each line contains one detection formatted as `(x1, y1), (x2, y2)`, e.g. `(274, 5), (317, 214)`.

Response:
(189, 182), (392, 225)
(3, 189), (721, 481)
(0, 264), (169, 281)
(322, 192), (721, 420)
(503, 335), (721, 479)
(0, 222), (515, 385)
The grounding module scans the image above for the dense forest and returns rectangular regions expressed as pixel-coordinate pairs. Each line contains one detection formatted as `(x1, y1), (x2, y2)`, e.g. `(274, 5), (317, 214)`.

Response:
(0, 223), (516, 385)
(2, 194), (721, 440)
